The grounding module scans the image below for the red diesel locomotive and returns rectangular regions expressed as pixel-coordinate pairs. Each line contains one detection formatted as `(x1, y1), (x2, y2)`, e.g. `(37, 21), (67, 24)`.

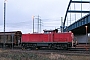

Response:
(21, 29), (74, 49)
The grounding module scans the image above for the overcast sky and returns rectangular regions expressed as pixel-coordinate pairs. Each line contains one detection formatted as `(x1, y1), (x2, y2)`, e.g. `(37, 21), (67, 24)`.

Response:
(0, 0), (90, 33)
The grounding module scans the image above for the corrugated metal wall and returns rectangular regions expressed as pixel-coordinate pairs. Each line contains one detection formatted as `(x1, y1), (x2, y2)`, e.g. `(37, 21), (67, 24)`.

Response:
(75, 35), (88, 43)
(88, 36), (90, 44)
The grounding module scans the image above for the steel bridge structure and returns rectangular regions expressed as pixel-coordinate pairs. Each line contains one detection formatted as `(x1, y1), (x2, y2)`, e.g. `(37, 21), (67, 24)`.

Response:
(63, 0), (90, 44)
(63, 0), (90, 35)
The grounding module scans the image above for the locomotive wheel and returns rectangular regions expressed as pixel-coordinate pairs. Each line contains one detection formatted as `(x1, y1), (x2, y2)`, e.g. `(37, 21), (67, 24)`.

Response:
(37, 47), (40, 49)
(63, 44), (68, 50)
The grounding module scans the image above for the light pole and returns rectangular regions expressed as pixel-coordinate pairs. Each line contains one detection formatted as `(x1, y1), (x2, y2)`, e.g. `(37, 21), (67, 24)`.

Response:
(32, 16), (34, 33)
(32, 15), (41, 33)
(85, 26), (88, 46)
(61, 17), (63, 32)
(3, 0), (7, 49)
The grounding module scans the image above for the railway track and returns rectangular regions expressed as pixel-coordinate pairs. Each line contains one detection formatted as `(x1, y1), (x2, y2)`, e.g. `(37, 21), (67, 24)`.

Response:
(0, 47), (90, 60)
(1, 46), (89, 56)
(2, 49), (89, 57)
(0, 44), (90, 55)
(1, 45), (90, 51)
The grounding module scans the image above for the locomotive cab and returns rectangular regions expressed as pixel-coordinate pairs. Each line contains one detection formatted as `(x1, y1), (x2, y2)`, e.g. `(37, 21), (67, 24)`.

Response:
(43, 29), (58, 34)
